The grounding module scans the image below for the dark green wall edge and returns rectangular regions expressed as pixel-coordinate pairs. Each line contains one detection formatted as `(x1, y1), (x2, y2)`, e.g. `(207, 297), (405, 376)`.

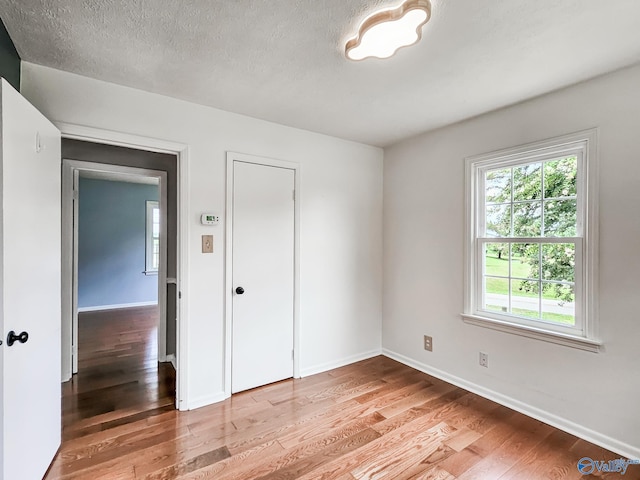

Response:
(0, 17), (20, 91)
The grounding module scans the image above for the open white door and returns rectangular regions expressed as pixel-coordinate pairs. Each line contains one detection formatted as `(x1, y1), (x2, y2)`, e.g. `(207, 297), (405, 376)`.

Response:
(231, 160), (295, 393)
(0, 80), (61, 479)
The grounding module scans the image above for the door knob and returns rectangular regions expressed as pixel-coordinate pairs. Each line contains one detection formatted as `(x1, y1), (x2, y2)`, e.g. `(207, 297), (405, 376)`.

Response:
(235, 286), (245, 295)
(7, 330), (29, 346)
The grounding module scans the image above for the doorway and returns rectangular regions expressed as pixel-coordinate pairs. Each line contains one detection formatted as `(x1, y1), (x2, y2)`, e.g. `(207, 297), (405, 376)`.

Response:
(225, 152), (301, 394)
(61, 139), (180, 421)
(63, 161), (168, 376)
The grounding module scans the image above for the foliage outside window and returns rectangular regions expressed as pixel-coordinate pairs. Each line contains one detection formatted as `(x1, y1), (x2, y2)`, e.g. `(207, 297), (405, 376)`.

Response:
(145, 200), (160, 274)
(464, 131), (599, 351)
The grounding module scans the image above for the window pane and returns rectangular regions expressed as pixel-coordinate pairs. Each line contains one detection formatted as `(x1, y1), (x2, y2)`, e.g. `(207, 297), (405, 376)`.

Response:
(153, 239), (160, 269)
(542, 283), (575, 326)
(513, 163), (541, 201)
(511, 280), (539, 319)
(485, 243), (508, 276)
(511, 243), (538, 279)
(542, 243), (575, 282)
(152, 207), (160, 237)
(544, 156), (577, 199)
(484, 277), (509, 313)
(145, 201), (160, 272)
(486, 168), (511, 204)
(486, 204), (511, 237)
(513, 202), (541, 237)
(543, 200), (576, 236)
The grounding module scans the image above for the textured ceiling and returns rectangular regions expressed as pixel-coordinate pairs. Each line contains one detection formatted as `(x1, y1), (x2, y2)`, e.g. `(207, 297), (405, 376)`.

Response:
(2, 0), (640, 147)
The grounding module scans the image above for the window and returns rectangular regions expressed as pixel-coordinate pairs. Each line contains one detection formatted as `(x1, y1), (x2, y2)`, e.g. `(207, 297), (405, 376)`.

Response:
(463, 130), (600, 351)
(145, 200), (160, 274)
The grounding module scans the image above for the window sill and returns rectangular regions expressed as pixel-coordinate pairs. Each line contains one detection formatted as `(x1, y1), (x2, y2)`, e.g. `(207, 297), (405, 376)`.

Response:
(461, 313), (601, 353)
(143, 270), (158, 276)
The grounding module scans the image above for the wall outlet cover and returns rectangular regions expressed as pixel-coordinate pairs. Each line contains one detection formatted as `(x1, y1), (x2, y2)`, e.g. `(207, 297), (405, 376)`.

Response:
(479, 352), (489, 368)
(202, 235), (214, 253)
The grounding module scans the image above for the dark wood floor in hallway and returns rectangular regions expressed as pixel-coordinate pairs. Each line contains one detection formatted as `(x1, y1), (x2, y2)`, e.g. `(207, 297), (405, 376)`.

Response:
(53, 306), (175, 445)
(45, 309), (633, 479)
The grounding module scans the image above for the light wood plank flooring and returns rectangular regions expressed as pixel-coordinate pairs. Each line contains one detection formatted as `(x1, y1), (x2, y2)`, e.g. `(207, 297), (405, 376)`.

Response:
(45, 309), (634, 479)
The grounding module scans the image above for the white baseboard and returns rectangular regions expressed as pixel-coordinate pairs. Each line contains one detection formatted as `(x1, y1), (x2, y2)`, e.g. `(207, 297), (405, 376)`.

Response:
(78, 301), (158, 312)
(165, 354), (177, 371)
(382, 348), (640, 460)
(299, 348), (382, 378)
(185, 350), (382, 411)
(188, 392), (228, 411)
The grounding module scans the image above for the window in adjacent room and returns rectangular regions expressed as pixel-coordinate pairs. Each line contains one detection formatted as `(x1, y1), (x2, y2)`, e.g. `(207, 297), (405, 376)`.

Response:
(463, 130), (600, 351)
(145, 200), (160, 274)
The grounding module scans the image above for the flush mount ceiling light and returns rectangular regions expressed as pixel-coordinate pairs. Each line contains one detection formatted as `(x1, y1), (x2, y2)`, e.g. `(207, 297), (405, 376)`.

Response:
(345, 0), (432, 61)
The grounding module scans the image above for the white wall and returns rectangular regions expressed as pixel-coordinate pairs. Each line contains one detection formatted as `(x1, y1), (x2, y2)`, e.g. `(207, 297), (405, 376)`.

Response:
(21, 62), (383, 408)
(383, 64), (640, 458)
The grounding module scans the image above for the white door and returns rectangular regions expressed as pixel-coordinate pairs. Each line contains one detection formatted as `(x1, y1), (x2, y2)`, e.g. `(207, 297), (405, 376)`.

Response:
(232, 160), (295, 393)
(0, 80), (61, 479)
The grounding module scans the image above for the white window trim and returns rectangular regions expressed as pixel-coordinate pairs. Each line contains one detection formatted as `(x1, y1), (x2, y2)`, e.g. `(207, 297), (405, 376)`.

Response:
(145, 200), (159, 275)
(462, 129), (600, 352)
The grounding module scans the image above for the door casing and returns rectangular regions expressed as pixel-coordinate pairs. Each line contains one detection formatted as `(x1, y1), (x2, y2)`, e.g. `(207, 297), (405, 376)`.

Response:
(57, 122), (191, 410)
(62, 159), (168, 376)
(224, 152), (301, 397)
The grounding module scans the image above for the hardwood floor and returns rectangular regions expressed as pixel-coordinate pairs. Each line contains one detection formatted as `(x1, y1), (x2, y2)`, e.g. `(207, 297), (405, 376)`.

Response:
(45, 313), (635, 479)
(57, 306), (175, 443)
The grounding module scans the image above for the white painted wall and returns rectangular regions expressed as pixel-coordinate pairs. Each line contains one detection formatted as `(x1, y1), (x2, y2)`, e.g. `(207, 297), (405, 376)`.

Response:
(383, 64), (640, 458)
(21, 62), (383, 407)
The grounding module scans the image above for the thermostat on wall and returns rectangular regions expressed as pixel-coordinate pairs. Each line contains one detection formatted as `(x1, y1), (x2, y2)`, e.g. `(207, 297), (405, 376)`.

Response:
(201, 213), (220, 225)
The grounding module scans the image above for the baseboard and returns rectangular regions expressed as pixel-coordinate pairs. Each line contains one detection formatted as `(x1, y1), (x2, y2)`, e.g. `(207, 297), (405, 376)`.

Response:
(78, 301), (158, 312)
(382, 348), (640, 460)
(186, 350), (382, 411)
(166, 354), (177, 371)
(188, 392), (228, 411)
(299, 348), (382, 378)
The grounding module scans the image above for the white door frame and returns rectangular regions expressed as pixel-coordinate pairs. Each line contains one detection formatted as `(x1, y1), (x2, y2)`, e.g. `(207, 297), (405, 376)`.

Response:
(57, 122), (190, 411)
(224, 152), (301, 397)
(62, 160), (168, 375)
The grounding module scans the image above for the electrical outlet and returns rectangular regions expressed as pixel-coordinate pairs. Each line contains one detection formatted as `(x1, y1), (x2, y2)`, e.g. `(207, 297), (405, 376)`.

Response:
(479, 352), (489, 368)
(423, 335), (433, 352)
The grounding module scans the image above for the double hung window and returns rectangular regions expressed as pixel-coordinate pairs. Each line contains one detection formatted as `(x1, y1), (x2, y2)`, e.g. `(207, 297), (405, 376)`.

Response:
(463, 130), (599, 351)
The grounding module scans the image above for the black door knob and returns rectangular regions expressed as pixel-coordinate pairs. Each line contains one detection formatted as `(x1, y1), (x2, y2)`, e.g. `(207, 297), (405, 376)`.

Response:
(7, 330), (28, 347)
(235, 286), (245, 295)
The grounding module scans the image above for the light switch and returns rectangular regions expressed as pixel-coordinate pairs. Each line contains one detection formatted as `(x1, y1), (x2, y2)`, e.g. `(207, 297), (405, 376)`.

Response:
(202, 235), (213, 253)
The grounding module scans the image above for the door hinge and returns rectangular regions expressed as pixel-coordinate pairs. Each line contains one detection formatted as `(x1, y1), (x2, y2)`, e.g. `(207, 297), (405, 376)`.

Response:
(178, 291), (182, 299)
(292, 189), (295, 201)
(72, 188), (78, 201)
(292, 349), (294, 360)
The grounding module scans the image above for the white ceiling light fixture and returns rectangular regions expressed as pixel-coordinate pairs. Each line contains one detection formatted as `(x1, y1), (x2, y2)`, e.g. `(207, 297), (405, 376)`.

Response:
(345, 0), (432, 61)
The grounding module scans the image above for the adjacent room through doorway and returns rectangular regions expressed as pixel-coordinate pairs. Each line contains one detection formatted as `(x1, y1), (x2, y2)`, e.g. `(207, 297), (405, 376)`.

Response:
(60, 139), (179, 437)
